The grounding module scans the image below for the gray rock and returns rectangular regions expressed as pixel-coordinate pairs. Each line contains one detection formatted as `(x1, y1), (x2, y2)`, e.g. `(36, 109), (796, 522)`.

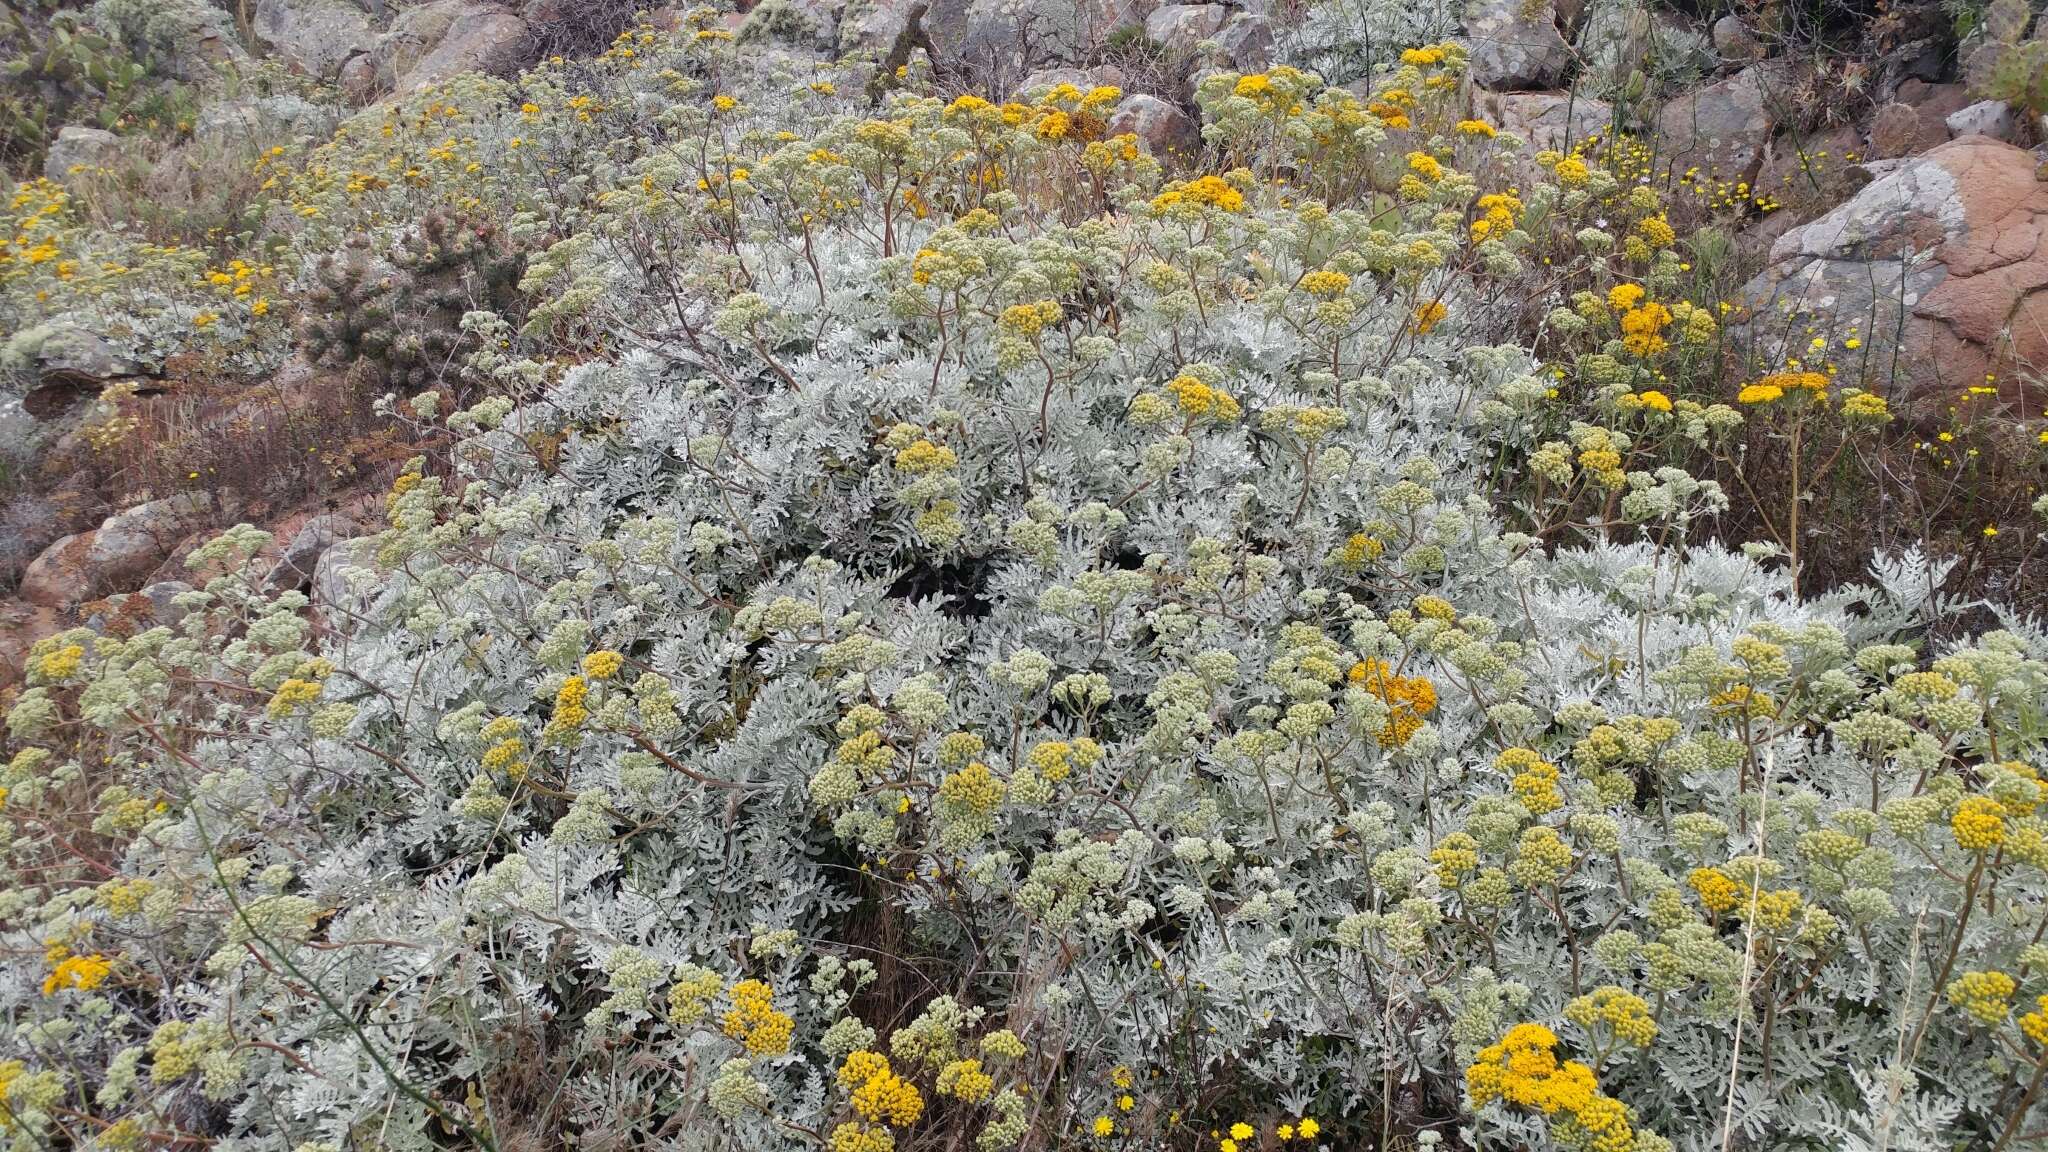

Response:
(1945, 99), (2018, 142)
(264, 514), (360, 593)
(1212, 14), (1273, 70)
(338, 53), (381, 104)
(1656, 61), (1795, 178)
(313, 535), (386, 628)
(21, 325), (146, 393)
(1014, 67), (1095, 98)
(1466, 0), (1571, 91)
(378, 1), (532, 94)
(86, 581), (196, 634)
(1144, 4), (1228, 55)
(254, 0), (377, 80)
(42, 127), (125, 188)
(1481, 90), (1614, 150)
(1575, 2), (1712, 88)
(1711, 14), (1764, 62)
(1108, 93), (1201, 159)
(194, 94), (341, 154)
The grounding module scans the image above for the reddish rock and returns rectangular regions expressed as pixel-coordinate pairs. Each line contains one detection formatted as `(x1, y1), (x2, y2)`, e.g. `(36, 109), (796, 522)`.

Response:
(1741, 136), (2048, 413)
(17, 493), (214, 608)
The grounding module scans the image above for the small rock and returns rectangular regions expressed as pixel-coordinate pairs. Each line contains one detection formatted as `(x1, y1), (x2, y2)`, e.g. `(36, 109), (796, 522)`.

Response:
(1867, 103), (1925, 160)
(1481, 90), (1613, 150)
(313, 536), (386, 628)
(1108, 93), (1201, 159)
(1466, 0), (1571, 91)
(42, 127), (125, 189)
(337, 54), (381, 105)
(86, 581), (196, 636)
(1014, 67), (1095, 99)
(1946, 99), (2018, 142)
(264, 514), (360, 593)
(1711, 14), (1764, 62)
(253, 0), (377, 80)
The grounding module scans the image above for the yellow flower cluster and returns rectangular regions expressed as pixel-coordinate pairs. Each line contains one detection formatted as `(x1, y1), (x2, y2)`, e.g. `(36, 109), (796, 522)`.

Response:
(1413, 299), (1448, 334)
(1300, 269), (1351, 297)
(1471, 192), (1520, 240)
(1497, 747), (1562, 815)
(550, 675), (590, 733)
(32, 643), (84, 682)
(936, 1057), (994, 1102)
(1163, 374), (1242, 422)
(582, 650), (624, 680)
(1565, 986), (1659, 1048)
(1738, 370), (1829, 406)
(1951, 795), (2007, 850)
(1466, 1023), (1640, 1152)
(42, 944), (112, 996)
(999, 299), (1062, 337)
(1150, 174), (1246, 215)
(267, 677), (326, 719)
(939, 761), (1005, 814)
(1348, 659), (1438, 746)
(1026, 738), (1102, 782)
(721, 979), (794, 1056)
(894, 439), (958, 475)
(1947, 970), (2016, 1025)
(2022, 995), (2048, 1045)
(841, 1050), (924, 1124)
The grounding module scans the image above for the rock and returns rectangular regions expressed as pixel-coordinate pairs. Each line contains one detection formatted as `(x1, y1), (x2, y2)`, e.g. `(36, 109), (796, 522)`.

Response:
(1575, 2), (1712, 90)
(194, 95), (341, 154)
(1212, 14), (1273, 70)
(85, 581), (195, 636)
(19, 326), (147, 404)
(1015, 67), (1095, 98)
(1740, 136), (2048, 413)
(263, 513), (360, 593)
(253, 0), (377, 80)
(377, 1), (532, 94)
(1144, 4), (1228, 55)
(1711, 14), (1763, 62)
(1946, 100), (2019, 142)
(1756, 123), (1862, 207)
(1480, 90), (1613, 150)
(1108, 93), (1201, 159)
(1867, 103), (1927, 160)
(313, 535), (385, 628)
(1655, 61), (1794, 179)
(338, 54), (381, 105)
(1465, 0), (1571, 91)
(42, 127), (125, 188)
(18, 493), (214, 607)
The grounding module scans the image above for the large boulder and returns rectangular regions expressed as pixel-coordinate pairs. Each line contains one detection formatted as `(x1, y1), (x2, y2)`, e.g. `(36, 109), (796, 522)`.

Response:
(1480, 90), (1613, 150)
(376, 1), (531, 94)
(1144, 4), (1228, 56)
(1465, 0), (1571, 91)
(253, 0), (378, 80)
(1656, 61), (1795, 180)
(18, 493), (215, 607)
(1108, 93), (1201, 160)
(42, 127), (125, 188)
(1575, 2), (1712, 92)
(1740, 136), (2048, 413)
(194, 94), (342, 154)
